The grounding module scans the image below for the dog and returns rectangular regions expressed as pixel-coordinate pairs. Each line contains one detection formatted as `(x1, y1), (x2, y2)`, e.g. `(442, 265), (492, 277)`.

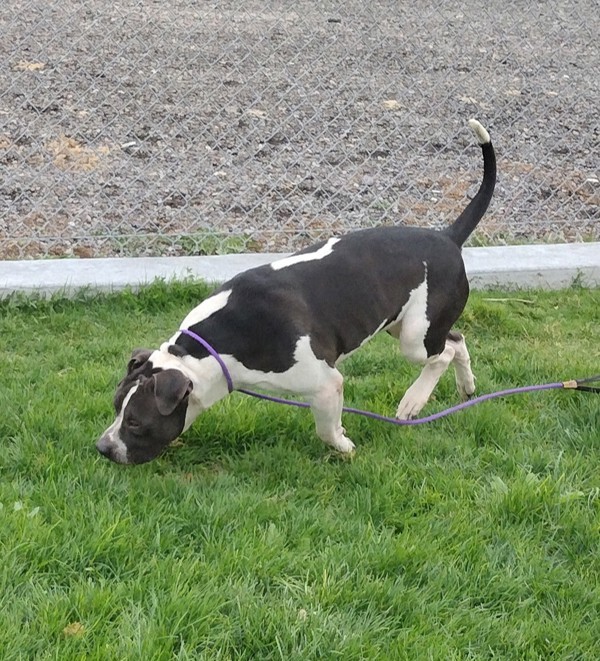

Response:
(96, 119), (496, 464)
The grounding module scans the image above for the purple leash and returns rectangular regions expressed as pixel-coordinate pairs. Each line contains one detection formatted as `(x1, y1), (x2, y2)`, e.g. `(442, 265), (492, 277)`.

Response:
(179, 328), (234, 393)
(179, 328), (598, 426)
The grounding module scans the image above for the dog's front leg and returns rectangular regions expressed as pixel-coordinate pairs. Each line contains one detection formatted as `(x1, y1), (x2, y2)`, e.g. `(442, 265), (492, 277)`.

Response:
(309, 370), (356, 453)
(396, 343), (456, 420)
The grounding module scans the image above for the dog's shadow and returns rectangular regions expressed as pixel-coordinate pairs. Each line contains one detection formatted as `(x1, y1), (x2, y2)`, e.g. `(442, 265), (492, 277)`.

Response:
(162, 395), (329, 469)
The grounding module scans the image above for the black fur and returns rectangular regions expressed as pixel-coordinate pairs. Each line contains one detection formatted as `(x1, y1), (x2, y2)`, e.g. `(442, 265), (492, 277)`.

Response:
(174, 139), (495, 371)
(97, 123), (496, 465)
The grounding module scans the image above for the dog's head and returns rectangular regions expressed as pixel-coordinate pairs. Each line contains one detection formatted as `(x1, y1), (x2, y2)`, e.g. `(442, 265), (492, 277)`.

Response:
(96, 349), (193, 464)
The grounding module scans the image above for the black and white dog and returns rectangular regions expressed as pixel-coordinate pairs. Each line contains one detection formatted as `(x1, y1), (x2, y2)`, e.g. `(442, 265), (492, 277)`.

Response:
(97, 119), (496, 465)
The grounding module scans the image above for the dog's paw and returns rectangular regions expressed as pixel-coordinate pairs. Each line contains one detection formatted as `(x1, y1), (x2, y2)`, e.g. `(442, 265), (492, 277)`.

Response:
(396, 392), (428, 420)
(459, 387), (475, 402)
(456, 380), (476, 401)
(455, 373), (476, 401)
(328, 434), (356, 454)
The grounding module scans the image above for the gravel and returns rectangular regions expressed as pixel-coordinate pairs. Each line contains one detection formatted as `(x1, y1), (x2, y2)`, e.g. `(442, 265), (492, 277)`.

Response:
(0, 0), (598, 259)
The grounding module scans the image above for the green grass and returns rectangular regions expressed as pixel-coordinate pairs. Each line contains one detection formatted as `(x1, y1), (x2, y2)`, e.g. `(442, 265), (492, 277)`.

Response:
(0, 282), (598, 660)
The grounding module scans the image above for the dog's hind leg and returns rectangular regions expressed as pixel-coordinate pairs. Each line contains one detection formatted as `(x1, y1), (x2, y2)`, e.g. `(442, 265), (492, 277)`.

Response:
(309, 369), (356, 453)
(447, 331), (476, 400)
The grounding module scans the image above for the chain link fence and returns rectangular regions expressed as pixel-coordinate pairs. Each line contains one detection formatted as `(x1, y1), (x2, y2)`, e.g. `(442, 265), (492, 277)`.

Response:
(1, 1), (598, 259)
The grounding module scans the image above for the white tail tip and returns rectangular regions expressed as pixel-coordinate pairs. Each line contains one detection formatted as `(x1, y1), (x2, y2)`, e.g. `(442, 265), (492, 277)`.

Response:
(468, 119), (491, 145)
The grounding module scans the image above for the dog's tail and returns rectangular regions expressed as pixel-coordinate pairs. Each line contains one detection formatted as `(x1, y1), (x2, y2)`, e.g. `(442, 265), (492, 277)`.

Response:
(443, 119), (496, 247)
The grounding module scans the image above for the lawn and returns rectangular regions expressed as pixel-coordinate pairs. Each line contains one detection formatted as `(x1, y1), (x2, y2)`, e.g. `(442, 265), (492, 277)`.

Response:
(0, 282), (598, 660)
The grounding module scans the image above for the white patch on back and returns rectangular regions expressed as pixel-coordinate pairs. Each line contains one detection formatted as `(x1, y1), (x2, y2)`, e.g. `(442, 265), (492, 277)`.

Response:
(271, 237), (340, 271)
(173, 289), (232, 341)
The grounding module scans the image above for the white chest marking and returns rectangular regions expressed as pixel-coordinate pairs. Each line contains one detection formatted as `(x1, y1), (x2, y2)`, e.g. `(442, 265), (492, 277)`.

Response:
(271, 237), (340, 271)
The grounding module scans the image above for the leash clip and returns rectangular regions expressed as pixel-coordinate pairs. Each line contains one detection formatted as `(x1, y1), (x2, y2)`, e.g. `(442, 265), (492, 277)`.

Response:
(562, 379), (578, 389)
(573, 374), (600, 394)
(564, 375), (600, 394)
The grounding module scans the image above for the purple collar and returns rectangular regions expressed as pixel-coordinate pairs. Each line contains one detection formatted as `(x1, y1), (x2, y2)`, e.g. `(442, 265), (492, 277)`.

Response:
(179, 328), (234, 393)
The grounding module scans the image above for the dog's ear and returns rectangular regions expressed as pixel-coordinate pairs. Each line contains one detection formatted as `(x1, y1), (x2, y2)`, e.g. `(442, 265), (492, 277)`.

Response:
(152, 369), (193, 416)
(127, 348), (153, 374)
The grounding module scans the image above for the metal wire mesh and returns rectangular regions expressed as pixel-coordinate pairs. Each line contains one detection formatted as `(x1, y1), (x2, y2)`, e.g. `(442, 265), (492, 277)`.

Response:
(1, 1), (598, 259)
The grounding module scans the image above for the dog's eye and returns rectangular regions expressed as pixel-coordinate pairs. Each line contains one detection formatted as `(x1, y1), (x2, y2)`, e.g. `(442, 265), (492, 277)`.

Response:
(126, 417), (142, 432)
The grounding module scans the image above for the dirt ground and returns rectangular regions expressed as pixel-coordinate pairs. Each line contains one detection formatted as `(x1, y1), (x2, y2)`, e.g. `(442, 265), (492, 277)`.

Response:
(0, 1), (598, 258)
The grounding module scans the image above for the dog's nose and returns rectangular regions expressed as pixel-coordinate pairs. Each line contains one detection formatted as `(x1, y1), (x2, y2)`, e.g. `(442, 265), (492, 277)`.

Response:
(96, 437), (113, 460)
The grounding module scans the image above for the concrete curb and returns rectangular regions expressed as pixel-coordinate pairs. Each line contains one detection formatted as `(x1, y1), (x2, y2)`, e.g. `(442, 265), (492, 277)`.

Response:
(1, 243), (598, 298)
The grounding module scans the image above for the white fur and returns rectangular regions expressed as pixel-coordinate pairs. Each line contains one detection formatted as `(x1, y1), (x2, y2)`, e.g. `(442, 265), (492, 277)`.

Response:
(270, 238), (340, 271)
(103, 385), (138, 462)
(396, 343), (456, 419)
(468, 119), (490, 145)
(150, 348), (230, 424)
(447, 333), (476, 399)
(232, 335), (352, 452)
(395, 333), (476, 420)
(176, 289), (232, 336)
(310, 370), (355, 453)
(386, 268), (430, 364)
(162, 334), (354, 452)
(228, 335), (335, 395)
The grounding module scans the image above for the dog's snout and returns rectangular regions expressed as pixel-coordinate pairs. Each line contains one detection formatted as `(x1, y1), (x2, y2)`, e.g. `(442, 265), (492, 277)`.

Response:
(96, 436), (113, 460)
(96, 432), (129, 464)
